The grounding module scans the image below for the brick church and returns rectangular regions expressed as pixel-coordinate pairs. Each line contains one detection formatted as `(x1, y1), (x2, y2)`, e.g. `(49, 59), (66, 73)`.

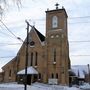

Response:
(2, 4), (71, 85)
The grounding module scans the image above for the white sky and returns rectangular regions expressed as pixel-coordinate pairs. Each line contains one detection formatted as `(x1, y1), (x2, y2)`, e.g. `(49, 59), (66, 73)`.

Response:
(0, 0), (90, 71)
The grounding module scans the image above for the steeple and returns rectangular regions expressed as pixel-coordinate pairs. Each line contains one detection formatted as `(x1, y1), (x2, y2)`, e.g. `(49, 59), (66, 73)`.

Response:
(45, 4), (70, 85)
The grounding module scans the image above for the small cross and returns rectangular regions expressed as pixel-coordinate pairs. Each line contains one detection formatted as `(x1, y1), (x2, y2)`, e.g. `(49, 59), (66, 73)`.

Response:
(55, 3), (59, 9)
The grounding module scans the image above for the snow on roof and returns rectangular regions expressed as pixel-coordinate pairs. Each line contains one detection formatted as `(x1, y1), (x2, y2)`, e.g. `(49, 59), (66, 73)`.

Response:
(71, 65), (89, 78)
(0, 68), (2, 72)
(17, 66), (38, 75)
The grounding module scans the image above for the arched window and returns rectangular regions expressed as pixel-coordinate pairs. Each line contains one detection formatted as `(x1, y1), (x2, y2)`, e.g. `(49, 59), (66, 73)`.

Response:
(51, 73), (54, 78)
(52, 16), (58, 28)
(35, 52), (38, 66)
(56, 73), (58, 79)
(9, 70), (11, 77)
(30, 52), (33, 66)
(38, 73), (41, 79)
(52, 48), (56, 63)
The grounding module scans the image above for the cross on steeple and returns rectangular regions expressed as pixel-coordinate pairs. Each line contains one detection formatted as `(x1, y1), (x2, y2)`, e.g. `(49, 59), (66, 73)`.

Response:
(55, 3), (59, 9)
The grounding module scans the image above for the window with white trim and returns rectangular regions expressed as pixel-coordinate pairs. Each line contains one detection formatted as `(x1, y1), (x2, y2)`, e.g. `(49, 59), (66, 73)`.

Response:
(52, 16), (58, 28)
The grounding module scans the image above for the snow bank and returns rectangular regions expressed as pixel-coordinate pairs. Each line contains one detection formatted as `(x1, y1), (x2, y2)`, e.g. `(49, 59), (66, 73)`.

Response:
(66, 87), (80, 90)
(0, 83), (25, 90)
(79, 83), (90, 89)
(31, 82), (80, 90)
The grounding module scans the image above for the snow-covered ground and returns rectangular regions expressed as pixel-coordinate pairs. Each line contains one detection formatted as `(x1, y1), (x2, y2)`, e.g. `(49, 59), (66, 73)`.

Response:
(79, 83), (90, 90)
(0, 82), (83, 90)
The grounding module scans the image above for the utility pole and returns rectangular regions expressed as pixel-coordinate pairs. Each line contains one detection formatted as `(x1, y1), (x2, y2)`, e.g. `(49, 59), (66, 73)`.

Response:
(87, 64), (90, 84)
(24, 20), (29, 90)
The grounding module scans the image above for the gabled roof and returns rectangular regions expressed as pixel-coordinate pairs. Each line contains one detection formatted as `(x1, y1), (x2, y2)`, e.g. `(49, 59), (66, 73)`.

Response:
(2, 27), (45, 70)
(32, 26), (45, 42)
(2, 56), (17, 69)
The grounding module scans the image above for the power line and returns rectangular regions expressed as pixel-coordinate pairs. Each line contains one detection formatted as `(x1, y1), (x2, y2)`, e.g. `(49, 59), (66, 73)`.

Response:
(69, 40), (90, 43)
(0, 40), (90, 46)
(0, 31), (14, 39)
(30, 16), (90, 22)
(69, 16), (90, 19)
(0, 43), (22, 46)
(0, 25), (16, 39)
(69, 21), (90, 24)
(0, 20), (23, 42)
(70, 55), (90, 57)
(0, 20), (18, 38)
(33, 16), (90, 21)
(30, 18), (90, 25)
(0, 16), (89, 37)
(0, 54), (90, 59)
(0, 56), (15, 58)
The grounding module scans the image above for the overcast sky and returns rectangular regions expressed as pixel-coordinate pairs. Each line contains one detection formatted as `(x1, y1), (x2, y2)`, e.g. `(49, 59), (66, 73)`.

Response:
(0, 0), (90, 71)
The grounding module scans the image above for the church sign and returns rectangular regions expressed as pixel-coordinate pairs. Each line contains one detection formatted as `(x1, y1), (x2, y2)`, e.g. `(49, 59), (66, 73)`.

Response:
(48, 79), (58, 84)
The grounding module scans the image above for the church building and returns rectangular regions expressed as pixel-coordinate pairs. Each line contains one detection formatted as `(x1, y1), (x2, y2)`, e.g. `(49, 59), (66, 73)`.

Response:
(2, 4), (71, 85)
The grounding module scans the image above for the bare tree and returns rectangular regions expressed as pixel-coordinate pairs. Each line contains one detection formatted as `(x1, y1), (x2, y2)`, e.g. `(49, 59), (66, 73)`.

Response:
(0, 0), (22, 16)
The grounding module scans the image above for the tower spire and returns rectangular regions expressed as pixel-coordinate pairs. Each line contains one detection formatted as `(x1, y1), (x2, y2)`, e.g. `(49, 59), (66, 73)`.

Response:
(55, 3), (59, 9)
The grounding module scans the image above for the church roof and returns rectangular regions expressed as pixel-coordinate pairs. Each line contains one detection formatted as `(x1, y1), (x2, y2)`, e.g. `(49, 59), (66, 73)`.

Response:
(33, 26), (45, 42)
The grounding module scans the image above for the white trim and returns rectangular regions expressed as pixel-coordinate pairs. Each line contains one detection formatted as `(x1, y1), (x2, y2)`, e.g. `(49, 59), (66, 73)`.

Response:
(30, 45), (35, 48)
(53, 62), (56, 65)
(47, 29), (63, 34)
(34, 66), (37, 68)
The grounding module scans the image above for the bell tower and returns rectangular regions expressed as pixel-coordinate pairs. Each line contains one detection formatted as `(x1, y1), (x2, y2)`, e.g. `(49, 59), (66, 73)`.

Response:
(45, 4), (70, 85)
(46, 4), (68, 37)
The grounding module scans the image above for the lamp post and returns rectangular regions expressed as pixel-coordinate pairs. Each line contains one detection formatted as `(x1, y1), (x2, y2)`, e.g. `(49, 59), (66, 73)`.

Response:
(24, 20), (33, 90)
(87, 64), (90, 84)
(24, 20), (29, 90)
